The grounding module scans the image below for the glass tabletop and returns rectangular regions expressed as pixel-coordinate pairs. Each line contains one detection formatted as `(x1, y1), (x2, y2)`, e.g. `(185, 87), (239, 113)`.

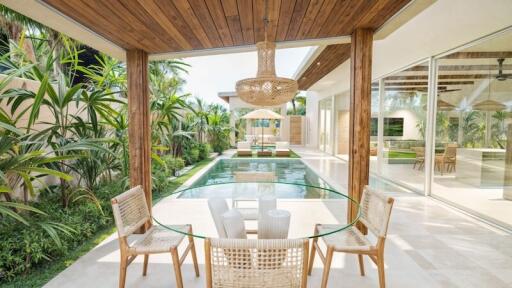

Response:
(152, 182), (360, 239)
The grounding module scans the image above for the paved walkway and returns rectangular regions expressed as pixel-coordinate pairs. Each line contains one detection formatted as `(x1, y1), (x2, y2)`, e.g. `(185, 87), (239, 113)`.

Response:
(44, 148), (512, 288)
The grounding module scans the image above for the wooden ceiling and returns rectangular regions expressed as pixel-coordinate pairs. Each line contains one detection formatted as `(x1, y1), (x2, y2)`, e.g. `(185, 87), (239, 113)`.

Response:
(297, 44), (351, 90)
(42, 0), (411, 54)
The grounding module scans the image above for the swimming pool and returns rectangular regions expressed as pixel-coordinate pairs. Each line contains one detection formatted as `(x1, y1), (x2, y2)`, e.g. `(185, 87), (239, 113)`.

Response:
(180, 158), (339, 199)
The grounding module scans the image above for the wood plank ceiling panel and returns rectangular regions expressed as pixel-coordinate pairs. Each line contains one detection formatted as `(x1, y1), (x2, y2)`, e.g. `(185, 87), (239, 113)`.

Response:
(297, 44), (351, 90)
(237, 0), (255, 44)
(275, 0), (296, 42)
(42, 0), (412, 55)
(285, 0), (310, 41)
(204, 0), (234, 46)
(178, 0), (224, 48)
(222, 0), (245, 46)
(296, 0), (325, 40)
(172, 0), (213, 48)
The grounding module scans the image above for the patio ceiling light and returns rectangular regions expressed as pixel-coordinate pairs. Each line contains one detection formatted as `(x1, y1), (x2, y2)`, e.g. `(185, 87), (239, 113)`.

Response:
(235, 0), (298, 107)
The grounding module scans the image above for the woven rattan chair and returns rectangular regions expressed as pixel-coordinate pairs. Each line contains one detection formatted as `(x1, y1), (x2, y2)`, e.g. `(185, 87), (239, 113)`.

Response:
(411, 147), (425, 170)
(435, 143), (457, 175)
(205, 238), (309, 288)
(233, 171), (276, 220)
(309, 186), (394, 288)
(111, 186), (199, 288)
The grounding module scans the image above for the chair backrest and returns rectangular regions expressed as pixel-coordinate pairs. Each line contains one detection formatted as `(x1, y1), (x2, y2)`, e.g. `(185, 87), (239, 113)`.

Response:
(222, 209), (247, 239)
(275, 141), (289, 150)
(411, 146), (425, 157)
(111, 186), (150, 237)
(208, 197), (230, 238)
(234, 171), (276, 182)
(205, 238), (309, 288)
(237, 141), (251, 150)
(358, 186), (394, 238)
(444, 144), (457, 158)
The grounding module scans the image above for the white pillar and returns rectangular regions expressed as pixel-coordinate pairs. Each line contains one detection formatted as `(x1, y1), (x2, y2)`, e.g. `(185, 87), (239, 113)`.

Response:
(377, 78), (385, 175)
(425, 57), (438, 196)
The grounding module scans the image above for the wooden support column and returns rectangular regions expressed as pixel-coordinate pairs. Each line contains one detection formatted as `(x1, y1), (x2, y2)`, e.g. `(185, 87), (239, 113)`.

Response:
(348, 29), (373, 223)
(127, 49), (152, 216)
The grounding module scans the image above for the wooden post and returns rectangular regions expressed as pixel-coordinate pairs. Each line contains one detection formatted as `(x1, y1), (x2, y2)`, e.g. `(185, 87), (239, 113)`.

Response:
(127, 49), (152, 216)
(348, 29), (373, 224)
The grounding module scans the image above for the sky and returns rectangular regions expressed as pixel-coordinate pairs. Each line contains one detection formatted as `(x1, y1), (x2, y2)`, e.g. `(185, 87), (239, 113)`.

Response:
(181, 46), (314, 106)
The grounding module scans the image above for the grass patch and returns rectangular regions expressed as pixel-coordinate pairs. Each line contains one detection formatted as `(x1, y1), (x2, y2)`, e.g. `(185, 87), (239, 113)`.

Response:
(0, 157), (214, 288)
(385, 151), (416, 159)
(232, 150), (300, 158)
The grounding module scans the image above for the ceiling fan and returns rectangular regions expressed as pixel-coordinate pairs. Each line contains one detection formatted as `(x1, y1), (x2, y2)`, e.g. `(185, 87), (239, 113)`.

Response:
(496, 58), (509, 81)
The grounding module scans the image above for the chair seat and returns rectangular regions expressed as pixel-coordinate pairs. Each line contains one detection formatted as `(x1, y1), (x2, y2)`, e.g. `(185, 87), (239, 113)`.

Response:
(237, 207), (258, 220)
(318, 225), (374, 252)
(129, 225), (188, 254)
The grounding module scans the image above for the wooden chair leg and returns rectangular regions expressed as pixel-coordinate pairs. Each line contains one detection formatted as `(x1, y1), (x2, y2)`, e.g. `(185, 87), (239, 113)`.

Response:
(320, 247), (334, 288)
(358, 254), (365, 276)
(377, 254), (386, 288)
(119, 254), (128, 288)
(171, 248), (184, 288)
(143, 254), (149, 276)
(188, 229), (200, 277)
(308, 238), (318, 275)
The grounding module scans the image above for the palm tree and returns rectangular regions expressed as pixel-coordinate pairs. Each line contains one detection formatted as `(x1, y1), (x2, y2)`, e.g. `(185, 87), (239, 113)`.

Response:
(191, 97), (209, 143)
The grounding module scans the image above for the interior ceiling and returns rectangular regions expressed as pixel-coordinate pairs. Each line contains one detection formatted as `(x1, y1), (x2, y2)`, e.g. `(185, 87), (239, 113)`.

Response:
(42, 0), (411, 54)
(383, 49), (512, 107)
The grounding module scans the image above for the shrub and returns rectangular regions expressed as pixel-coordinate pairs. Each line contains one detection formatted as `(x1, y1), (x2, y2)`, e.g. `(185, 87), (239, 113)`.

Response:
(198, 143), (210, 160)
(0, 181), (123, 283)
(166, 157), (185, 174)
(183, 146), (200, 165)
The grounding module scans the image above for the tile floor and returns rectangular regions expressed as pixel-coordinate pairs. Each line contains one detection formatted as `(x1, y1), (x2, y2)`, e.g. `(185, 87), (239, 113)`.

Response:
(43, 148), (512, 288)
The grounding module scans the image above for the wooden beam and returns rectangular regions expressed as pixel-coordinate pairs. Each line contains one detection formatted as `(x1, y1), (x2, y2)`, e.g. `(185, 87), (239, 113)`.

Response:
(297, 44), (351, 90)
(127, 49), (152, 220)
(385, 74), (512, 81)
(371, 81), (474, 87)
(404, 64), (512, 72)
(348, 28), (373, 225)
(443, 51), (512, 59)
(371, 86), (448, 92)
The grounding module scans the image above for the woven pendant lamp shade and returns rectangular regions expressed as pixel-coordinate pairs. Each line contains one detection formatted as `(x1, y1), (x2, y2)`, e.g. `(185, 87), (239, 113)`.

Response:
(473, 99), (506, 111)
(437, 99), (456, 111)
(236, 41), (298, 106)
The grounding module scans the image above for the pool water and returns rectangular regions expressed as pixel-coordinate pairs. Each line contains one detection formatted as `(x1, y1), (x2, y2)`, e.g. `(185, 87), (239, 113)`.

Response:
(181, 159), (339, 199)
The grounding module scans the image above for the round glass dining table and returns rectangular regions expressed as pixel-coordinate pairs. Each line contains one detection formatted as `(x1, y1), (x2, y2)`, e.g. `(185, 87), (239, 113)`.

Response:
(152, 182), (360, 239)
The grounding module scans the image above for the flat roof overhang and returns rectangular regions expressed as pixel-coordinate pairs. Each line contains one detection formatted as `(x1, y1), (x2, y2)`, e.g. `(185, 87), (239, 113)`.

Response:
(1, 0), (431, 62)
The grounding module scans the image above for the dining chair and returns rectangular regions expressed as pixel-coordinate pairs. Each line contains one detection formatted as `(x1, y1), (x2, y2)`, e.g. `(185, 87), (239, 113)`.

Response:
(208, 197), (230, 238)
(233, 171), (276, 220)
(411, 147), (425, 170)
(205, 238), (309, 288)
(309, 186), (394, 288)
(435, 143), (457, 175)
(111, 186), (199, 288)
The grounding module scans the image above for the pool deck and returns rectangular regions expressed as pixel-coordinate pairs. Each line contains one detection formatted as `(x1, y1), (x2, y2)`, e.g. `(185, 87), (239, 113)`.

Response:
(43, 147), (512, 288)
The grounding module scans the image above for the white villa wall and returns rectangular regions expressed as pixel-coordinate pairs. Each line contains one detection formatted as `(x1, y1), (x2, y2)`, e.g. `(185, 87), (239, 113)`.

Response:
(304, 0), (512, 153)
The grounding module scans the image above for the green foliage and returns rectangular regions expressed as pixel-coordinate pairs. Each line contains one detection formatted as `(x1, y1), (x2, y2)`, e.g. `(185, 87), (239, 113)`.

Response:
(197, 143), (210, 160)
(183, 146), (200, 165)
(0, 181), (123, 282)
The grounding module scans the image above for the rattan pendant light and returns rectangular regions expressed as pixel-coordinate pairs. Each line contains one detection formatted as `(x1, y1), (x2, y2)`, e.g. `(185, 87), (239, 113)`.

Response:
(473, 69), (506, 111)
(235, 0), (298, 106)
